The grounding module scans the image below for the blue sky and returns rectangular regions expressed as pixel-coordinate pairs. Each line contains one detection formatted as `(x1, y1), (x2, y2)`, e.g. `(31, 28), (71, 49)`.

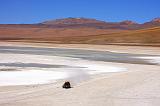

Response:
(0, 0), (159, 24)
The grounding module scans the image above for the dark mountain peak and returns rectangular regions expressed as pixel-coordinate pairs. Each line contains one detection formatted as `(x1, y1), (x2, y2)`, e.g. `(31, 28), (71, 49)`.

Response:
(143, 17), (160, 27)
(42, 17), (106, 25)
(151, 17), (160, 22)
(120, 20), (138, 25)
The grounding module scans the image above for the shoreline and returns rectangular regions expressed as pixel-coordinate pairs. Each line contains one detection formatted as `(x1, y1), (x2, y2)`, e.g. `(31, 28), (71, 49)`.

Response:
(1, 41), (160, 55)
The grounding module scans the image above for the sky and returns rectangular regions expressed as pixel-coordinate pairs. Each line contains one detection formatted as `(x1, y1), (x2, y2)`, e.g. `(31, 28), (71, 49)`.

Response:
(0, 0), (159, 24)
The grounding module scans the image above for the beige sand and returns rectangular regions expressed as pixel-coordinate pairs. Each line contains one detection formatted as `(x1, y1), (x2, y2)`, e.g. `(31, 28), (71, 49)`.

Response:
(1, 42), (160, 55)
(0, 42), (160, 106)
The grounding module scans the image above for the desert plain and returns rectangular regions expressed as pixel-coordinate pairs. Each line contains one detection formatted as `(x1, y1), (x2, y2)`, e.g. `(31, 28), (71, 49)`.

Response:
(0, 42), (160, 106)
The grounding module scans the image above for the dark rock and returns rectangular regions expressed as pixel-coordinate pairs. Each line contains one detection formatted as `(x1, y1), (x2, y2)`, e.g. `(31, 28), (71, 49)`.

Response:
(62, 81), (71, 89)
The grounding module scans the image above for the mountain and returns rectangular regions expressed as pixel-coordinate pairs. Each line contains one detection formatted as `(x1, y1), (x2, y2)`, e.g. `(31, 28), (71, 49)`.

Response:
(40, 17), (160, 30)
(119, 20), (138, 25)
(42, 18), (139, 25)
(42, 17), (106, 25)
(141, 18), (160, 28)
(0, 17), (160, 46)
(151, 18), (160, 22)
(0, 17), (160, 30)
(40, 18), (140, 30)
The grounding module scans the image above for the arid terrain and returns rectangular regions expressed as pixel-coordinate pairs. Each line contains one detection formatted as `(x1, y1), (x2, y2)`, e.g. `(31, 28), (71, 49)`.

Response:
(0, 17), (160, 46)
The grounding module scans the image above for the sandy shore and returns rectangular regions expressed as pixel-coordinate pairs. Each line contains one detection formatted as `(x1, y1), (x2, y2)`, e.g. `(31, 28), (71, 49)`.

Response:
(1, 42), (160, 55)
(0, 42), (160, 106)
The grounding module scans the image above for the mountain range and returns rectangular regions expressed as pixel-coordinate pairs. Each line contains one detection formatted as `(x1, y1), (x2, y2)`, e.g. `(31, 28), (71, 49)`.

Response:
(41, 17), (160, 30)
(0, 17), (160, 46)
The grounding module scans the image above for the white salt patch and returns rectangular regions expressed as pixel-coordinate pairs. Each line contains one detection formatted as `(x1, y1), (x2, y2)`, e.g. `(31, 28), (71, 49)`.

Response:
(0, 70), (68, 86)
(136, 56), (160, 64)
(0, 53), (126, 86)
(70, 61), (126, 74)
(87, 66), (125, 75)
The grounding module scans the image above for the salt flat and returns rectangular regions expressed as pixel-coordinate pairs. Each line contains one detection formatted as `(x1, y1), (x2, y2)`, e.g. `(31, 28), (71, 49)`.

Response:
(0, 42), (160, 106)
(0, 53), (125, 86)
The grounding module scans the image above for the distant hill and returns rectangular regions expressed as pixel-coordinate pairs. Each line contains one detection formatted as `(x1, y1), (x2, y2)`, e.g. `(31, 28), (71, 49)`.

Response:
(40, 17), (141, 30)
(141, 18), (160, 28)
(42, 17), (106, 25)
(62, 27), (160, 45)
(40, 17), (160, 30)
(0, 17), (160, 46)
